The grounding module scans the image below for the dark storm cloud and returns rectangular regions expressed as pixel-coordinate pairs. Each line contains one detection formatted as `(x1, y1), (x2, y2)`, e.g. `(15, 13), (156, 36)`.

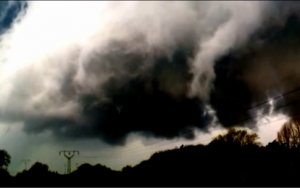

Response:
(24, 11), (300, 144)
(23, 48), (213, 145)
(2, 1), (300, 146)
(210, 13), (300, 128)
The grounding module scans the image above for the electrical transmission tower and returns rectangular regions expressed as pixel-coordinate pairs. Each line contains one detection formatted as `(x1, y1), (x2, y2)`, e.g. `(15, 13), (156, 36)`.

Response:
(21, 159), (31, 170)
(59, 150), (79, 174)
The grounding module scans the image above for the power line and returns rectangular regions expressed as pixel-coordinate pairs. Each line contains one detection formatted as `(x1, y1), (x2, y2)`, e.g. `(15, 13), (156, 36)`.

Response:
(54, 77), (300, 163)
(78, 112), (295, 164)
(129, 137), (212, 157)
(236, 69), (300, 113)
(243, 85), (300, 112)
(233, 96), (300, 126)
(85, 107), (299, 161)
(120, 135), (201, 156)
(79, 108), (289, 162)
(81, 113), (294, 161)
(78, 108), (300, 172)
(121, 97), (300, 155)
(79, 83), (300, 161)
(80, 130), (204, 159)
(80, 103), (300, 160)
(81, 102), (295, 159)
(81, 132), (213, 159)
(186, 85), (300, 144)
(258, 112), (300, 127)
(135, 112), (299, 153)
(120, 129), (219, 156)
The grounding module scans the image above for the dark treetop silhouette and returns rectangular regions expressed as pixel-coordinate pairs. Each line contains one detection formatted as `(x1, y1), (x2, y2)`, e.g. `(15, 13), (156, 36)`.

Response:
(0, 149), (10, 171)
(2, 125), (300, 186)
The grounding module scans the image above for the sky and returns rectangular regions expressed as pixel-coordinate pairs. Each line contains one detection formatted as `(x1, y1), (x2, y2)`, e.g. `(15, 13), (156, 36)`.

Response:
(0, 1), (299, 174)
(0, 115), (286, 175)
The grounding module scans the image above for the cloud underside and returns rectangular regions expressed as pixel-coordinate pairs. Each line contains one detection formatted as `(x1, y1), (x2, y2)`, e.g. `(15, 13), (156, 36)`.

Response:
(1, 2), (300, 145)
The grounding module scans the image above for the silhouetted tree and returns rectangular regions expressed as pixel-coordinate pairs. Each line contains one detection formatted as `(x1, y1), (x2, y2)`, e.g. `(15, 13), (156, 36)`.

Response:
(29, 162), (49, 173)
(122, 165), (132, 172)
(277, 117), (300, 148)
(0, 149), (11, 170)
(266, 140), (282, 149)
(210, 128), (261, 147)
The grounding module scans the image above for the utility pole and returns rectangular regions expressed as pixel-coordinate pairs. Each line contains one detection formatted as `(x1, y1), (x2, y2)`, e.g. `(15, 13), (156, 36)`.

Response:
(21, 159), (31, 170)
(64, 164), (66, 175)
(59, 150), (79, 174)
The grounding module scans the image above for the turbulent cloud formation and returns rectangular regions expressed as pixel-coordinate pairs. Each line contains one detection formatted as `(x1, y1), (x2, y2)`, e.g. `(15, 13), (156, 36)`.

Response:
(210, 12), (300, 127)
(1, 1), (300, 145)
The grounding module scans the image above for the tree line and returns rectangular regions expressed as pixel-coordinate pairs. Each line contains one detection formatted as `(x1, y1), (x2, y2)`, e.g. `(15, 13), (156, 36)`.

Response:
(1, 117), (300, 186)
